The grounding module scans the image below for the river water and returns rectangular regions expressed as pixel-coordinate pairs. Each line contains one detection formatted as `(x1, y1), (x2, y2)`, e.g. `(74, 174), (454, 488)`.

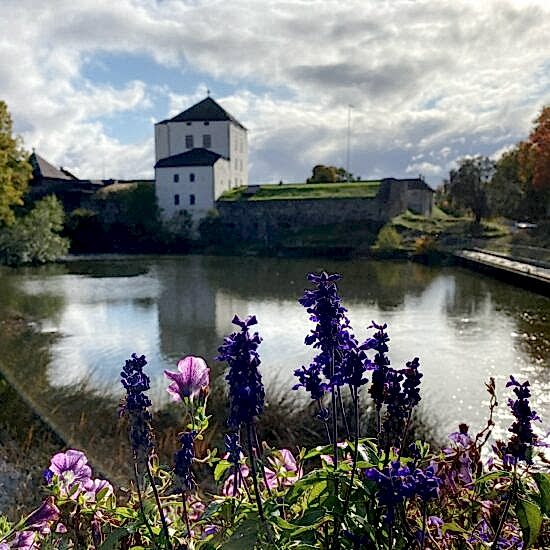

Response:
(0, 255), (548, 476)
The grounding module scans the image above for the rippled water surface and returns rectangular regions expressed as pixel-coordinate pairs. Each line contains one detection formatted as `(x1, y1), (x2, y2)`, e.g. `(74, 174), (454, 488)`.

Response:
(0, 255), (548, 472)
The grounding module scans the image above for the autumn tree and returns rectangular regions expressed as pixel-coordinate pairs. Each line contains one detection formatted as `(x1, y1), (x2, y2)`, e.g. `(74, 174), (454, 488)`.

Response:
(516, 106), (550, 218)
(447, 156), (494, 224)
(0, 100), (31, 226)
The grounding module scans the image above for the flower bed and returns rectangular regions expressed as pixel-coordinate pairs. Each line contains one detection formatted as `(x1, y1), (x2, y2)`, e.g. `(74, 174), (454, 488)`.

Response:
(0, 271), (548, 549)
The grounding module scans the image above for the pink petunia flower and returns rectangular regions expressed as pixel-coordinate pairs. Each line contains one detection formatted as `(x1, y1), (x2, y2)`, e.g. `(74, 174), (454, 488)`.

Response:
(264, 449), (302, 490)
(164, 356), (210, 401)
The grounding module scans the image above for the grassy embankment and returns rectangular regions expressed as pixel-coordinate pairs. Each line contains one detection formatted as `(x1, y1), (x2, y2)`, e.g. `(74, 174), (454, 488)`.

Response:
(388, 207), (509, 251)
(218, 181), (381, 201)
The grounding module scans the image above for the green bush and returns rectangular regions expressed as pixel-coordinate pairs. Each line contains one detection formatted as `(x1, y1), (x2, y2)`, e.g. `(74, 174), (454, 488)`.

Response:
(0, 195), (69, 266)
(374, 224), (402, 251)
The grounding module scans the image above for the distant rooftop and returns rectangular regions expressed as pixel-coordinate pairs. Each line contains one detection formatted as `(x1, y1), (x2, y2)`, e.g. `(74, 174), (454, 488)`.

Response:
(154, 148), (225, 168)
(157, 96), (246, 130)
(30, 151), (78, 181)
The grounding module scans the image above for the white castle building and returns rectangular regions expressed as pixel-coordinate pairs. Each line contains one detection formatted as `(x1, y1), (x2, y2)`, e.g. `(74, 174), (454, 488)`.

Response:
(154, 96), (248, 221)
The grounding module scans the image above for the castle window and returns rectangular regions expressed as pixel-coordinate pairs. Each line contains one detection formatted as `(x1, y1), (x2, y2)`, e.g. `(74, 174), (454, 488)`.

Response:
(203, 134), (211, 148)
(189, 173), (195, 182)
(174, 194), (180, 205)
(203, 121), (210, 126)
(189, 194), (196, 205)
(185, 135), (194, 148)
(186, 122), (192, 126)
(173, 174), (179, 182)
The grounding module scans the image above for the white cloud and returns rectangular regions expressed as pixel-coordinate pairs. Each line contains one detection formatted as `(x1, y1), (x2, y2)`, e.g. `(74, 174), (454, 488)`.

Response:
(0, 0), (549, 184)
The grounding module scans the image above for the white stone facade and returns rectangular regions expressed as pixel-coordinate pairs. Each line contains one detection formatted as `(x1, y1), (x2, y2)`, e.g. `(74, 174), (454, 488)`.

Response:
(154, 97), (247, 221)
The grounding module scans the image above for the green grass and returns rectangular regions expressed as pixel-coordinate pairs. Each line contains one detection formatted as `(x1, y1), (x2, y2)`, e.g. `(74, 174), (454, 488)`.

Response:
(390, 209), (510, 252)
(218, 181), (381, 201)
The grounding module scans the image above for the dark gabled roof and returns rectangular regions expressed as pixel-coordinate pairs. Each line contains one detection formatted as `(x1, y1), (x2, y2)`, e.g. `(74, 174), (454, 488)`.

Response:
(157, 97), (247, 130)
(382, 177), (435, 192)
(154, 148), (225, 168)
(30, 152), (78, 181)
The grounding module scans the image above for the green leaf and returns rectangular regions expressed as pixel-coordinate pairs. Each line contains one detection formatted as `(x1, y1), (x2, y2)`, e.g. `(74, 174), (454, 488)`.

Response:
(303, 444), (333, 461)
(214, 460), (232, 482)
(99, 527), (131, 550)
(442, 522), (469, 535)
(474, 470), (511, 484)
(224, 518), (259, 550)
(307, 480), (328, 503)
(533, 472), (550, 516)
(516, 498), (542, 548)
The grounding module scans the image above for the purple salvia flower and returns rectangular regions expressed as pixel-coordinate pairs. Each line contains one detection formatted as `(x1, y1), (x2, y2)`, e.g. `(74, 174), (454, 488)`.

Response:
(224, 432), (242, 465)
(292, 364), (329, 401)
(381, 368), (408, 446)
(504, 376), (541, 464)
(174, 431), (196, 491)
(217, 315), (265, 427)
(362, 321), (391, 410)
(164, 355), (210, 401)
(120, 353), (154, 465)
(365, 461), (440, 524)
(401, 357), (422, 408)
(295, 271), (358, 390)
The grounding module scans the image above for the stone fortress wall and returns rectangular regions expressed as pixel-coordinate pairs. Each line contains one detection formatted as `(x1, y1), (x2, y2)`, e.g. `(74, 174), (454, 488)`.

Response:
(216, 179), (415, 241)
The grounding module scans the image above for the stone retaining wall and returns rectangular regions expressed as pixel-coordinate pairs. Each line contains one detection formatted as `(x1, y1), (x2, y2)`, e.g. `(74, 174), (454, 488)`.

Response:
(216, 179), (410, 241)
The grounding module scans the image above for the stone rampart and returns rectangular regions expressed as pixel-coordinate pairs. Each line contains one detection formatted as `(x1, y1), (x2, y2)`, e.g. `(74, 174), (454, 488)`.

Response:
(216, 179), (409, 241)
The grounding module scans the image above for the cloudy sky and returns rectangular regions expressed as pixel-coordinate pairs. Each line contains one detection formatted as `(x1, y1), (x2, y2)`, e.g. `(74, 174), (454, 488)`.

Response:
(1, 0), (549, 185)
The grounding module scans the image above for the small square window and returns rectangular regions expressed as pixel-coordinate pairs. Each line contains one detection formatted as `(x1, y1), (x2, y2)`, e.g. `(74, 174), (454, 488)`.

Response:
(185, 135), (194, 148)
(174, 194), (180, 205)
(189, 194), (196, 205)
(173, 174), (179, 182)
(186, 122), (192, 126)
(189, 173), (195, 182)
(203, 121), (210, 126)
(203, 134), (211, 148)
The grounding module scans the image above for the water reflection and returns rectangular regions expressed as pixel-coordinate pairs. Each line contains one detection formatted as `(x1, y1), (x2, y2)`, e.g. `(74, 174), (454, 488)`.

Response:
(0, 257), (548, 475)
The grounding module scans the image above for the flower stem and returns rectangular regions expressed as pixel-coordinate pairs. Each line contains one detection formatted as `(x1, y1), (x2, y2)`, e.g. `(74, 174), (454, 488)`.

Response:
(145, 461), (173, 550)
(133, 462), (159, 549)
(181, 491), (191, 539)
(420, 502), (427, 550)
(342, 389), (360, 520)
(246, 422), (266, 522)
(491, 467), (516, 550)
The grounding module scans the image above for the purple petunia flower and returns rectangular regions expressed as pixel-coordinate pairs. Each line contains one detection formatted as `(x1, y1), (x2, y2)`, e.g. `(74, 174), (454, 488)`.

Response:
(23, 497), (60, 534)
(47, 449), (92, 497)
(83, 478), (114, 502)
(2, 531), (36, 550)
(164, 356), (210, 401)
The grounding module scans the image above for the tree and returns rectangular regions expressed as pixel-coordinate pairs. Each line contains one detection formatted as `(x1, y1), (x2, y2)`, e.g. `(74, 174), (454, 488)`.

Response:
(516, 106), (550, 218)
(447, 156), (494, 223)
(0, 100), (32, 226)
(0, 195), (69, 265)
(306, 164), (357, 183)
(487, 146), (526, 218)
